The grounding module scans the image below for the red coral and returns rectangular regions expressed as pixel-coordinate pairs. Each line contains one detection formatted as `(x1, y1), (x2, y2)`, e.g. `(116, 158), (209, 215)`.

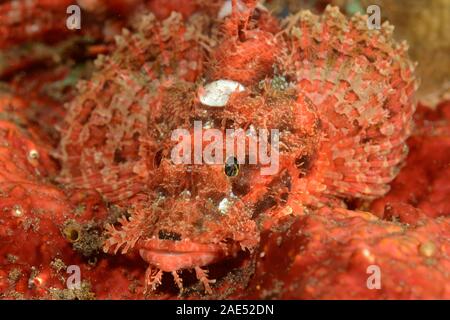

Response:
(0, 93), (111, 299)
(238, 207), (450, 299)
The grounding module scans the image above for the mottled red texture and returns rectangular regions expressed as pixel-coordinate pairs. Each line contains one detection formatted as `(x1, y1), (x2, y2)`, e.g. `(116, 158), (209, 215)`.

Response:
(54, 4), (420, 294)
(240, 207), (449, 299)
(0, 0), (74, 49)
(0, 101), (77, 298)
(0, 0), (448, 299)
(0, 91), (111, 299)
(371, 100), (450, 219)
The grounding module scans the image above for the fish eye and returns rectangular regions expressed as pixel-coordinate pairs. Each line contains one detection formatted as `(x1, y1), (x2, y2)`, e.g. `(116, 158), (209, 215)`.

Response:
(224, 157), (239, 177)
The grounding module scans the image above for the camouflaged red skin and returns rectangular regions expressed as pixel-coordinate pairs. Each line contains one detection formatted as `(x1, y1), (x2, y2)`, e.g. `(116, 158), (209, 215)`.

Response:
(371, 101), (450, 219)
(0, 1), (449, 299)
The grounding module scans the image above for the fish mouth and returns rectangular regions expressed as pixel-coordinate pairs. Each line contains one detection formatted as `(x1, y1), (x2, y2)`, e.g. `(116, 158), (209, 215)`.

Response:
(138, 238), (235, 272)
(140, 238), (227, 253)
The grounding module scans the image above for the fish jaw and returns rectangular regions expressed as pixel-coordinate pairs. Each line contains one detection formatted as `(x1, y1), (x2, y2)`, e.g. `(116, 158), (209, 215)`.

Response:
(138, 239), (238, 293)
(138, 239), (230, 271)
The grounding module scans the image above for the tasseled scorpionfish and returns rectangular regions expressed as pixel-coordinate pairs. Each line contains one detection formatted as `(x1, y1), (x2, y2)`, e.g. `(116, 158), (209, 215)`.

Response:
(57, 3), (417, 293)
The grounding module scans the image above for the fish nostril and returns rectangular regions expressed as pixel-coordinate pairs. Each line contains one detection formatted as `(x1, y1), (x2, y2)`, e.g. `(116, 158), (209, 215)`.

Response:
(158, 229), (182, 241)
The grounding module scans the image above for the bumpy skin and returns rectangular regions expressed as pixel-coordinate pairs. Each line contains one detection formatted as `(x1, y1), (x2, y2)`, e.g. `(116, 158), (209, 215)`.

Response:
(371, 100), (450, 219)
(278, 7), (417, 206)
(57, 12), (262, 293)
(55, 4), (418, 294)
(58, 13), (209, 192)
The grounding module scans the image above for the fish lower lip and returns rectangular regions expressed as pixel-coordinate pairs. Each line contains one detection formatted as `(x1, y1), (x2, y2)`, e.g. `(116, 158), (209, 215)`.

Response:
(139, 238), (225, 254)
(149, 249), (212, 255)
(139, 247), (224, 271)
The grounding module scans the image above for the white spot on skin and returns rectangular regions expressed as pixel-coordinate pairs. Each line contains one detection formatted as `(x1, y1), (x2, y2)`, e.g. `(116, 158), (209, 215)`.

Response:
(218, 198), (232, 214)
(28, 149), (39, 160)
(199, 80), (245, 107)
(419, 241), (437, 257)
(12, 205), (23, 217)
(362, 248), (375, 263)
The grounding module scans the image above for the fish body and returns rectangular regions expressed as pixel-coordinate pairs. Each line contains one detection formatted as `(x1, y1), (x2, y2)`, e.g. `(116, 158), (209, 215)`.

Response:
(57, 5), (417, 293)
